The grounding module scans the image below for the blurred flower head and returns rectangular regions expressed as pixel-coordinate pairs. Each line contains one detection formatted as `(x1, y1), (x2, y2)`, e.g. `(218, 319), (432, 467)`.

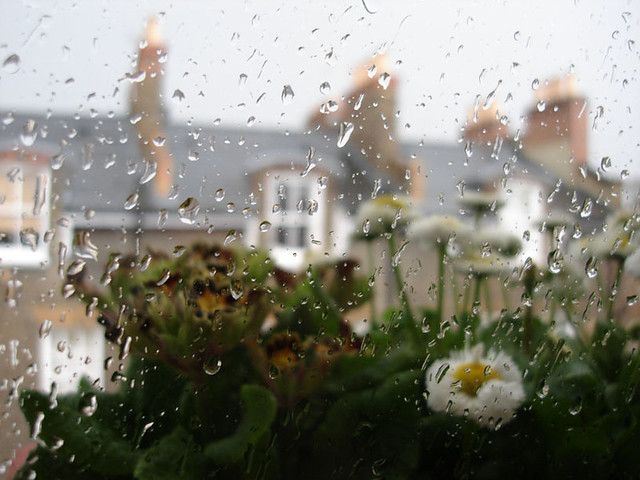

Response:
(425, 344), (525, 428)
(408, 215), (471, 247)
(353, 194), (416, 239)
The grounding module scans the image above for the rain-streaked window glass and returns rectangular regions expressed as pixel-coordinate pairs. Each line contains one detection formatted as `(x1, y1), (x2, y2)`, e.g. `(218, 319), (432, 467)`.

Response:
(2, 2), (640, 479)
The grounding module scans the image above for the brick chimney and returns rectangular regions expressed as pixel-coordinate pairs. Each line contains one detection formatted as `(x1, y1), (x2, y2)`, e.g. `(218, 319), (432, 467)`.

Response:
(130, 17), (172, 197)
(522, 74), (588, 177)
(311, 55), (407, 188)
(462, 101), (509, 146)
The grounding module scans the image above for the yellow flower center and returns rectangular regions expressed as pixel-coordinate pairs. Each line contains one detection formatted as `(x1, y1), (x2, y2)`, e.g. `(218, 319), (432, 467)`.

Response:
(371, 195), (406, 210)
(452, 361), (500, 396)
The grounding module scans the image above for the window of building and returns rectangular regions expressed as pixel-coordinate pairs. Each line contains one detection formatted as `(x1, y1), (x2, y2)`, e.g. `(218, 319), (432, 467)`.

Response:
(0, 152), (51, 268)
(274, 181), (311, 249)
(37, 326), (106, 395)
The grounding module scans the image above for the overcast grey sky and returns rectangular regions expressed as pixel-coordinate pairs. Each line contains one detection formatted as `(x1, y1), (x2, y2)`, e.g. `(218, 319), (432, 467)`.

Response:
(1, 0), (639, 179)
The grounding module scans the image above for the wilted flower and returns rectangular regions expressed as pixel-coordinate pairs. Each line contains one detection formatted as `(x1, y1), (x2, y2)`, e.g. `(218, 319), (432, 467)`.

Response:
(425, 344), (525, 428)
(353, 194), (416, 239)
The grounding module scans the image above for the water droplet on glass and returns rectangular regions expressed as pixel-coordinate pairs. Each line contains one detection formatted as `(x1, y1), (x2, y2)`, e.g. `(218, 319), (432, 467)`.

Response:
(39, 319), (52, 339)
(19, 228), (39, 251)
(51, 153), (65, 170)
(391, 240), (409, 268)
(435, 363), (450, 384)
(531, 78), (540, 90)
(362, 219), (371, 234)
(579, 198), (593, 218)
(156, 269), (171, 286)
(247, 116), (256, 126)
(178, 197), (200, 224)
(203, 356), (222, 375)
(367, 64), (377, 78)
(67, 259), (86, 276)
(31, 412), (44, 439)
(585, 256), (598, 278)
(238, 73), (248, 86)
(20, 120), (37, 147)
(259, 221), (271, 232)
(124, 192), (139, 210)
(547, 249), (563, 274)
(224, 229), (239, 246)
(281, 85), (295, 105)
(301, 147), (316, 177)
(62, 283), (75, 299)
(600, 156), (612, 172)
(378, 72), (391, 89)
(2, 54), (20, 74)
(319, 81), (331, 94)
(317, 176), (328, 189)
(73, 232), (99, 261)
(140, 254), (152, 271)
(464, 141), (473, 158)
(337, 122), (354, 148)
(592, 105), (604, 130)
(153, 136), (166, 147)
(139, 160), (157, 185)
(172, 89), (185, 103)
(215, 189), (225, 202)
(568, 398), (582, 416)
(536, 100), (546, 112)
(157, 209), (168, 229)
(536, 379), (550, 399)
(80, 392), (98, 417)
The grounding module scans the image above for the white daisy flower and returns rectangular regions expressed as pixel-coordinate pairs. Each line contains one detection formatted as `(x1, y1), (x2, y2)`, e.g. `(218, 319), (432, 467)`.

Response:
(425, 344), (525, 428)
(584, 210), (640, 259)
(353, 194), (417, 239)
(407, 215), (471, 246)
(458, 190), (506, 213)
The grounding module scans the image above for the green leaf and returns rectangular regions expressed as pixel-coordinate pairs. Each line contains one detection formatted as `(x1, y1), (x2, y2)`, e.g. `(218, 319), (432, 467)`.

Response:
(19, 389), (139, 476)
(204, 385), (277, 465)
(134, 426), (206, 480)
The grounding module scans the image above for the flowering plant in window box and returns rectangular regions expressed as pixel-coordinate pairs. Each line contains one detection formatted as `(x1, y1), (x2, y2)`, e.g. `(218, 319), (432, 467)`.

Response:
(14, 203), (640, 479)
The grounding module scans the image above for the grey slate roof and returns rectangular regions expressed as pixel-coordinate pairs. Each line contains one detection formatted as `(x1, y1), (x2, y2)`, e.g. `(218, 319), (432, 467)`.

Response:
(0, 111), (613, 233)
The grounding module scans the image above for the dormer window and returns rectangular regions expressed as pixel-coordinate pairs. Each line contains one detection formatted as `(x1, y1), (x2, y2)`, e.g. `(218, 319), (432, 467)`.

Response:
(260, 170), (326, 270)
(0, 151), (51, 268)
(275, 182), (311, 249)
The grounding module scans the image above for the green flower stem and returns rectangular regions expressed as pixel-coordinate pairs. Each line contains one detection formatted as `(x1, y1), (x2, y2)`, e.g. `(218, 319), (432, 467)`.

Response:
(522, 266), (535, 355)
(437, 243), (446, 325)
(451, 263), (461, 319)
(484, 277), (493, 321)
(626, 350), (640, 403)
(607, 257), (624, 322)
(368, 242), (378, 325)
(501, 279), (511, 313)
(461, 275), (471, 318)
(472, 275), (483, 312)
(388, 233), (420, 342)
